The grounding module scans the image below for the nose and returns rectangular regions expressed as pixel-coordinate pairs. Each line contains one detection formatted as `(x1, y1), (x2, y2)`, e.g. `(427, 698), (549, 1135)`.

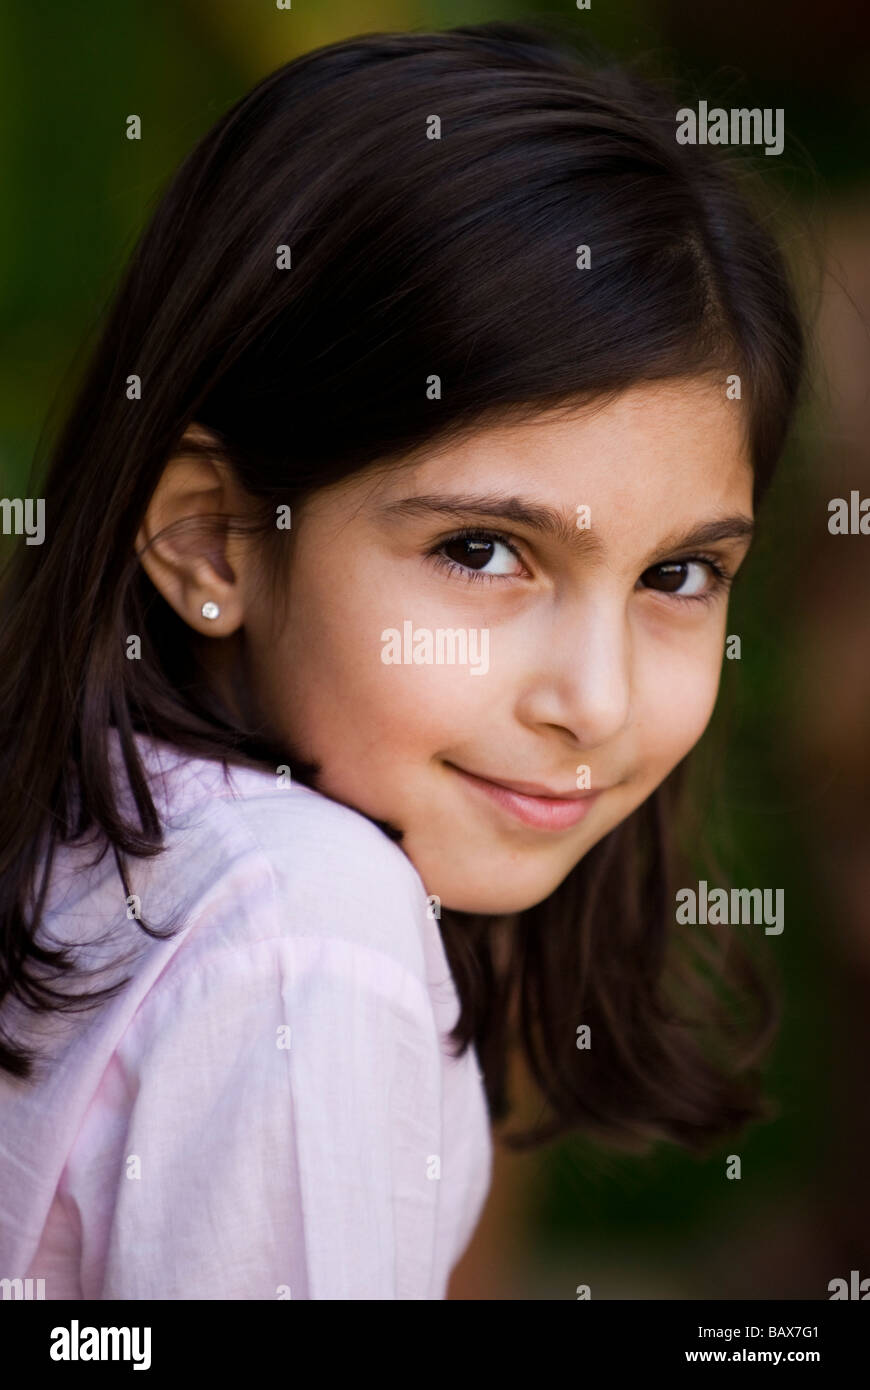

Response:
(514, 594), (632, 748)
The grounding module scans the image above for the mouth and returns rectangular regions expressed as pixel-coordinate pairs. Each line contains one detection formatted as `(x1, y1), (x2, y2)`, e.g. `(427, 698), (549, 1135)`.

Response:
(445, 762), (603, 832)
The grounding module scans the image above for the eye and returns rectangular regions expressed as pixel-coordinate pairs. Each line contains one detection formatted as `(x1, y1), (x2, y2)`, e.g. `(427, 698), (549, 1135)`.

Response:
(427, 528), (526, 584)
(639, 555), (732, 606)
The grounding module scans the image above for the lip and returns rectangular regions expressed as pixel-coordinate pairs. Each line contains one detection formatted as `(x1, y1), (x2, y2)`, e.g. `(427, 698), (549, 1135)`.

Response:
(447, 763), (602, 832)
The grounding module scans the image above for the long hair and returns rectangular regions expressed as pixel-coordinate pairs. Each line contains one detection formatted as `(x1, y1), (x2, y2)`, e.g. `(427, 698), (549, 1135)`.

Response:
(0, 21), (805, 1153)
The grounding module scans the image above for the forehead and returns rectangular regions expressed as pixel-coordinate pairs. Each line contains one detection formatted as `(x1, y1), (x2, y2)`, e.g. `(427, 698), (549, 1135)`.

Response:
(400, 380), (749, 502)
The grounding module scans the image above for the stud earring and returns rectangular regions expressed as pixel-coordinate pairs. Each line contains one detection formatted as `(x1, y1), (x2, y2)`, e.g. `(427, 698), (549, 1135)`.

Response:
(201, 601), (220, 620)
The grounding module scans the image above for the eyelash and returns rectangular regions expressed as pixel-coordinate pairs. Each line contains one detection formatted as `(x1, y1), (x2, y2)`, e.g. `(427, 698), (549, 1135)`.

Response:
(426, 527), (734, 606)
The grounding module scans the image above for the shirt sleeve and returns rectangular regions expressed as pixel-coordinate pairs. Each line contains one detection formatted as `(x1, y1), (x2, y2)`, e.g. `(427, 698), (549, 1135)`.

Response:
(94, 933), (446, 1300)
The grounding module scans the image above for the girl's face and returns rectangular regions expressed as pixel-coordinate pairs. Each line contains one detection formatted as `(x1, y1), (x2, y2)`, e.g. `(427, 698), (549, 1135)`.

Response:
(241, 379), (755, 915)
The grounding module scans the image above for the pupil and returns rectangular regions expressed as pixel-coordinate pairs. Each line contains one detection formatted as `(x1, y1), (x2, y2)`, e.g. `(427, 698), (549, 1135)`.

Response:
(446, 537), (493, 570)
(655, 562), (688, 592)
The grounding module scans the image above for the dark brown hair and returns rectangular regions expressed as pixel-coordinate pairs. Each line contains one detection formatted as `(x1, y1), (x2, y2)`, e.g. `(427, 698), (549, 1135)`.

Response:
(0, 22), (805, 1153)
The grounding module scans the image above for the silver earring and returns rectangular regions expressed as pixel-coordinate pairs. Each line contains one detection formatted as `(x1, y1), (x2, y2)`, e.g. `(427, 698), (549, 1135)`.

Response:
(201, 601), (220, 620)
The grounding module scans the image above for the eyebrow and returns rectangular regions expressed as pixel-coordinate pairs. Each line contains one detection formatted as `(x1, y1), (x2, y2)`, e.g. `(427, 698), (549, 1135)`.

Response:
(378, 492), (755, 563)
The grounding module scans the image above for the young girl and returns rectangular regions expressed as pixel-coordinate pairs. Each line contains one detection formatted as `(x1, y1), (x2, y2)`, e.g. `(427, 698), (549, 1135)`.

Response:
(0, 21), (805, 1299)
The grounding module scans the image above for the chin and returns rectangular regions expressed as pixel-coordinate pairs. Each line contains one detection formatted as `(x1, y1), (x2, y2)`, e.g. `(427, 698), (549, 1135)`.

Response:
(434, 870), (567, 917)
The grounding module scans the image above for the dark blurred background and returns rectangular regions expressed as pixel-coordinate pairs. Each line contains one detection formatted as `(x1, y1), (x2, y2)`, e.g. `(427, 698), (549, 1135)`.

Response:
(2, 0), (868, 1299)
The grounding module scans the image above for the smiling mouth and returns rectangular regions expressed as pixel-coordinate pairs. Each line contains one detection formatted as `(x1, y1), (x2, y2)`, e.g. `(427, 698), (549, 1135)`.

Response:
(445, 762), (603, 832)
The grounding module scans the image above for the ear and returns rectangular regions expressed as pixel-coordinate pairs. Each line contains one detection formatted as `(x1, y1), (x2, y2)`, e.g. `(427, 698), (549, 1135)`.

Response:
(135, 425), (252, 635)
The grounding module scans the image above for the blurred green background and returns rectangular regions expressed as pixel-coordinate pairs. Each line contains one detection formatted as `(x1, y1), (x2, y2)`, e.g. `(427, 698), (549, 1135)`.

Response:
(2, 0), (869, 1299)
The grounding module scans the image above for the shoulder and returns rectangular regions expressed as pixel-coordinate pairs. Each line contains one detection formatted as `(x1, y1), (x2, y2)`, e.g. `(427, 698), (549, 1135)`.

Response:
(120, 731), (434, 988)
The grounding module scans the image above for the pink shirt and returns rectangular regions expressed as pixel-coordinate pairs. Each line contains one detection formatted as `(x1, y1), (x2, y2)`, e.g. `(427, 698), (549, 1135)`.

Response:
(0, 730), (492, 1299)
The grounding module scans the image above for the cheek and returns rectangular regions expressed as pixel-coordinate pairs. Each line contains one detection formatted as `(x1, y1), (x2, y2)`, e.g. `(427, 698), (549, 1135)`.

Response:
(277, 582), (484, 766)
(638, 638), (723, 768)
